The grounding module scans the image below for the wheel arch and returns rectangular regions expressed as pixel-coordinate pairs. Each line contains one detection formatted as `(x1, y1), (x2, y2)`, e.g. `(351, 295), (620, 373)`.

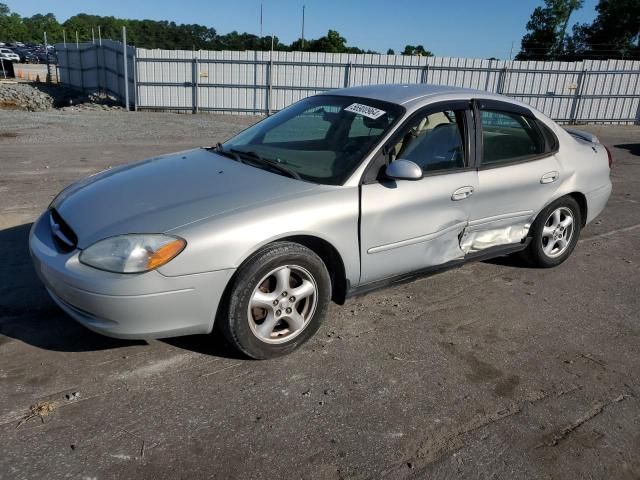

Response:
(226, 234), (349, 307)
(276, 235), (348, 305)
(567, 191), (588, 227)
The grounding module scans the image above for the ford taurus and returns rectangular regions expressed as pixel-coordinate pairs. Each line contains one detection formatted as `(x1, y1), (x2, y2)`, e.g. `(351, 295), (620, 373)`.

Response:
(29, 84), (612, 358)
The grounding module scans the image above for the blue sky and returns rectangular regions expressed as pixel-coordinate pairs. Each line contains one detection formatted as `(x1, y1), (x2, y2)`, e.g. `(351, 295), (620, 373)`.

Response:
(8, 0), (599, 59)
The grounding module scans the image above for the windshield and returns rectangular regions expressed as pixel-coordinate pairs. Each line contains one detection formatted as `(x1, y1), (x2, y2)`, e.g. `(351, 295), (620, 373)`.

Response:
(221, 95), (403, 185)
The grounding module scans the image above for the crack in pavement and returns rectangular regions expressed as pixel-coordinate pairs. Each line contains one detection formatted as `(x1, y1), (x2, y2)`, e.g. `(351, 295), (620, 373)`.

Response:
(535, 393), (632, 448)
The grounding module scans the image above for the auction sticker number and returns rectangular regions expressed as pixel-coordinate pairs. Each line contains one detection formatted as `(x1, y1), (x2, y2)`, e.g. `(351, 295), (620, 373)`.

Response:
(344, 103), (386, 119)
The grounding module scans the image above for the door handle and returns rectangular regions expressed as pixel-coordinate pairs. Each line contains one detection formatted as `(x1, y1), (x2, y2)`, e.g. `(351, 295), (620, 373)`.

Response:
(451, 186), (474, 201)
(540, 171), (559, 184)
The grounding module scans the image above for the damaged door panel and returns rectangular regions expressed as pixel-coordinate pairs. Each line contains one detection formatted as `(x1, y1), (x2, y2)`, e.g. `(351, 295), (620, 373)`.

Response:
(460, 212), (532, 253)
(360, 170), (477, 284)
(466, 102), (563, 253)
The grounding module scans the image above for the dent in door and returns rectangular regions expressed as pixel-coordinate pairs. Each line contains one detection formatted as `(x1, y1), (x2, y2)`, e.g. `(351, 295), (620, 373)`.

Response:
(459, 211), (532, 254)
(364, 220), (467, 282)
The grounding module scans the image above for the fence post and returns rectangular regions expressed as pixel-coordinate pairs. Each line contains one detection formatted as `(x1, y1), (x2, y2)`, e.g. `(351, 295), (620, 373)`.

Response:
(484, 59), (493, 91)
(122, 26), (130, 110)
(267, 55), (273, 115)
(344, 62), (352, 88)
(133, 52), (138, 111)
(78, 44), (85, 92)
(496, 66), (508, 94)
(192, 57), (199, 114)
(569, 70), (586, 125)
(44, 32), (51, 83)
(94, 44), (100, 93)
(421, 65), (429, 84)
(64, 44), (69, 86)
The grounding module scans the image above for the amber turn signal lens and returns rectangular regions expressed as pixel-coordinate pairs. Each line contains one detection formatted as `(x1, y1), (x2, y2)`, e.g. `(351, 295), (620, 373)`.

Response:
(146, 239), (187, 270)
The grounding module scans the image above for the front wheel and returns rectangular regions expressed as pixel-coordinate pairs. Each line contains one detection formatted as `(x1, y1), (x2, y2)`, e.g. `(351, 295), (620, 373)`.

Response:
(218, 242), (331, 359)
(521, 196), (582, 268)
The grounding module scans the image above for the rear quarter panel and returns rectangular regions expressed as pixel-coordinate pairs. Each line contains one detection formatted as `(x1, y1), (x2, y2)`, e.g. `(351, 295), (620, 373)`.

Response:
(542, 118), (611, 224)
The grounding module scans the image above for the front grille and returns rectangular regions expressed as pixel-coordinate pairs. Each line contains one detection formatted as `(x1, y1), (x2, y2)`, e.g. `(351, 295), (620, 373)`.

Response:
(49, 209), (78, 252)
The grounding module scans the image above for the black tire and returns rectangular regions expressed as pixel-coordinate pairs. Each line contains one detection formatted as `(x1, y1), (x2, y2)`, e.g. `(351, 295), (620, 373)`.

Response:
(218, 241), (331, 359)
(521, 195), (582, 268)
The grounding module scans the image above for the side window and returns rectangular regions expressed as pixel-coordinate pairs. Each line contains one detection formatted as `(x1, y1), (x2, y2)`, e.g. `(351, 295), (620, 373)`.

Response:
(391, 109), (466, 172)
(480, 110), (546, 166)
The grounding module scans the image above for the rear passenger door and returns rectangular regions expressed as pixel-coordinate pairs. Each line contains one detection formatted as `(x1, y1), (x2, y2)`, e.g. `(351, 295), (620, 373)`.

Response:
(463, 99), (561, 254)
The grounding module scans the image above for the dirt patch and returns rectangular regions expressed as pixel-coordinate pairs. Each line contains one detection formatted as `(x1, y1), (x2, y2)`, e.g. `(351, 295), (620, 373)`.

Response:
(0, 131), (18, 138)
(0, 100), (20, 110)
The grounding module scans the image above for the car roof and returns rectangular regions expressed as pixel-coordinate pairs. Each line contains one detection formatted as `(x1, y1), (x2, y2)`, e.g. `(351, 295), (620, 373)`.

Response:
(326, 83), (514, 109)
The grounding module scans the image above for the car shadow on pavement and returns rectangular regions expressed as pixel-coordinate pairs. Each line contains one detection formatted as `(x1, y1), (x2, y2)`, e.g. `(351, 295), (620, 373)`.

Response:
(0, 222), (244, 358)
(162, 334), (247, 359)
(614, 143), (640, 156)
(483, 254), (531, 268)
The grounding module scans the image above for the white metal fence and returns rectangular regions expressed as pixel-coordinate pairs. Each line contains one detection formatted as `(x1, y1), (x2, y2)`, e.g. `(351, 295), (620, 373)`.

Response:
(56, 41), (640, 124)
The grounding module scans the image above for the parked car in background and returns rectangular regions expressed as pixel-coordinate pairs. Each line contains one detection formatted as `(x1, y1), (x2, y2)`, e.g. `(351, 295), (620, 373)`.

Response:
(0, 48), (20, 62)
(11, 47), (37, 63)
(0, 43), (57, 63)
(30, 84), (612, 359)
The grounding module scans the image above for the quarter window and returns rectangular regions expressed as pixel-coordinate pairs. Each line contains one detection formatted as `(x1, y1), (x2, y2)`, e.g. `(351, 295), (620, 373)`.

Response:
(480, 110), (546, 166)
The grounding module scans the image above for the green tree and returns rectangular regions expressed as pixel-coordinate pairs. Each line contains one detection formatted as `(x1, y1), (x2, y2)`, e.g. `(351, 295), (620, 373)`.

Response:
(386, 48), (395, 55)
(22, 13), (63, 43)
(0, 3), (27, 41)
(402, 44), (433, 56)
(571, 0), (640, 59)
(517, 0), (584, 60)
(2, 4), (394, 54)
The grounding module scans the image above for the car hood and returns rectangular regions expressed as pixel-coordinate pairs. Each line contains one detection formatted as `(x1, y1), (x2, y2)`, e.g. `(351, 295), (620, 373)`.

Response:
(53, 148), (317, 249)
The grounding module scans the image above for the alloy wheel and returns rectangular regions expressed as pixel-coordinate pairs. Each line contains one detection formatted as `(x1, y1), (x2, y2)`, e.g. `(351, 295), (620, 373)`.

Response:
(247, 265), (318, 344)
(541, 206), (575, 258)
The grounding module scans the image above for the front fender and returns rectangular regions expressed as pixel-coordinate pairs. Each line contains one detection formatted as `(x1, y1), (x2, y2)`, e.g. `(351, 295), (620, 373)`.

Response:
(159, 186), (361, 286)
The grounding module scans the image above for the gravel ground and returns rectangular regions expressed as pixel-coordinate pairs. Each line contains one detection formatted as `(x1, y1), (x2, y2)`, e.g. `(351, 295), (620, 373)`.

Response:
(0, 82), (124, 112)
(0, 110), (639, 479)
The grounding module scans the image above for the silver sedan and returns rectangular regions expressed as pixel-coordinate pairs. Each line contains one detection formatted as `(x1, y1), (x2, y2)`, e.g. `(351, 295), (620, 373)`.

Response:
(30, 84), (612, 359)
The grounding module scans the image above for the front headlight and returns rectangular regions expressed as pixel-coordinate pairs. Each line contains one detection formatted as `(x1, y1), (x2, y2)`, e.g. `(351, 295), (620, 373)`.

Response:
(79, 234), (186, 273)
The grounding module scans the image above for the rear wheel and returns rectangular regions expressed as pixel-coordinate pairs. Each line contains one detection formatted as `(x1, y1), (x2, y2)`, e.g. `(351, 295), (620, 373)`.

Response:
(521, 196), (582, 268)
(218, 242), (331, 359)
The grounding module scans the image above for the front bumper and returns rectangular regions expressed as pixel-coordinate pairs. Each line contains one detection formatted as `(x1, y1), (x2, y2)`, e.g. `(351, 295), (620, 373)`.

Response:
(29, 212), (235, 340)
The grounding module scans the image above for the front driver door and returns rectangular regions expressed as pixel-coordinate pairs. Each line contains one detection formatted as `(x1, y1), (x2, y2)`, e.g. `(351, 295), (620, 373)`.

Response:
(359, 102), (478, 285)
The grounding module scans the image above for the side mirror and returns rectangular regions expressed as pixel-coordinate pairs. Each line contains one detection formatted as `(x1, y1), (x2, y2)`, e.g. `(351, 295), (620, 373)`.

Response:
(385, 159), (423, 181)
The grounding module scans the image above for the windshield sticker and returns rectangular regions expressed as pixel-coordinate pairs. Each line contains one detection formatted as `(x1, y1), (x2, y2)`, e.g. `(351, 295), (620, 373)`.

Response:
(344, 103), (386, 119)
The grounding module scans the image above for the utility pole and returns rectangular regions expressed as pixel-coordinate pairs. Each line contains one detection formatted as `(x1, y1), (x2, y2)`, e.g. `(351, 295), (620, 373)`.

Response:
(260, 2), (263, 38)
(301, 5), (306, 50)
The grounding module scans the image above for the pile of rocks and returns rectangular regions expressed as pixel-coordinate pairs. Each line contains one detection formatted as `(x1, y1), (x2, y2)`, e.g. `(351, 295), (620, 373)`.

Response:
(0, 82), (123, 112)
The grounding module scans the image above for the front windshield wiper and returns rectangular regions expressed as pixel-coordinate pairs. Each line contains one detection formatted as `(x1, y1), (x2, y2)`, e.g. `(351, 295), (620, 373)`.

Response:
(210, 142), (245, 163)
(229, 148), (301, 180)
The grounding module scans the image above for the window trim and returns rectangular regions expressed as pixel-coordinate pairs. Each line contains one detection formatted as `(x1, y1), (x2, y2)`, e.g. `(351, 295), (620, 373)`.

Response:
(360, 100), (475, 184)
(473, 99), (559, 170)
